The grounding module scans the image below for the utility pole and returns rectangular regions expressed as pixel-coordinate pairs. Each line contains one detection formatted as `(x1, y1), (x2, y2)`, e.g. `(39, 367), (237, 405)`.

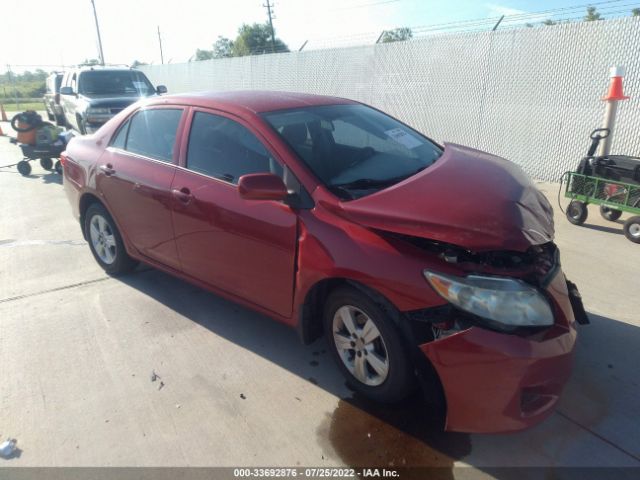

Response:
(90, 0), (105, 65)
(157, 26), (164, 64)
(263, 0), (276, 53)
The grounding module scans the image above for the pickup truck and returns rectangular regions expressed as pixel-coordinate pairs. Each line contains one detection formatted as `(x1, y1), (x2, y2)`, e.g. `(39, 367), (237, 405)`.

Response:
(59, 66), (166, 134)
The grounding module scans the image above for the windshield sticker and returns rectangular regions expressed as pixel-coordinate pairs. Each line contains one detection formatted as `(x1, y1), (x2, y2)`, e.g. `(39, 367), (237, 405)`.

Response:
(384, 128), (422, 149)
(132, 81), (148, 90)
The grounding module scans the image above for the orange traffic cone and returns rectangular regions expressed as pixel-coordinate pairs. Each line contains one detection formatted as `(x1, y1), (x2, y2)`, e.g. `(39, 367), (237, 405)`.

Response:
(602, 67), (630, 101)
(0, 103), (7, 122)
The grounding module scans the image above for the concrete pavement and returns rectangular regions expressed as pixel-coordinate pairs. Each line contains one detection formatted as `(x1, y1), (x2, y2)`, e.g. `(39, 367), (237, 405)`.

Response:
(0, 123), (639, 476)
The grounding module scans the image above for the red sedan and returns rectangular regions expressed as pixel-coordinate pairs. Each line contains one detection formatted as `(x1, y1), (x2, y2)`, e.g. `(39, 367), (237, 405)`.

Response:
(62, 91), (587, 433)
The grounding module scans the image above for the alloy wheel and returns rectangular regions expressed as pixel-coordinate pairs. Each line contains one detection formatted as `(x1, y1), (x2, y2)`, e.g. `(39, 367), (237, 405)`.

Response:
(89, 214), (117, 265)
(332, 305), (390, 386)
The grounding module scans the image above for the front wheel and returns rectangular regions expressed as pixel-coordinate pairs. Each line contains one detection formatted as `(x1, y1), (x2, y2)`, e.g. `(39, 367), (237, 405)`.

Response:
(84, 203), (138, 275)
(623, 216), (640, 244)
(324, 286), (414, 403)
(40, 157), (53, 170)
(566, 201), (588, 225)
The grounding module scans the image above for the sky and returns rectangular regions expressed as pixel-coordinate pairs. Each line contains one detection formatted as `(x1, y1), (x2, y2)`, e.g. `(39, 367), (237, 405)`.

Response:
(2, 0), (637, 71)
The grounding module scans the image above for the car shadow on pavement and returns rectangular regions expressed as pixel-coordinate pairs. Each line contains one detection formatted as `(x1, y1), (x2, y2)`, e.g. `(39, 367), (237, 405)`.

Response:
(118, 267), (640, 476)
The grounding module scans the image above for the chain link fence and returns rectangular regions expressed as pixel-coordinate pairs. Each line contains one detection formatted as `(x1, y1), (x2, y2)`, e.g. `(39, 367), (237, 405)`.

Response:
(140, 17), (640, 182)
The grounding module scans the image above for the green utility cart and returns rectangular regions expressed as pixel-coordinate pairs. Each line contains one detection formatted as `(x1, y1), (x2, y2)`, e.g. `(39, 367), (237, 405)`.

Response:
(564, 172), (640, 243)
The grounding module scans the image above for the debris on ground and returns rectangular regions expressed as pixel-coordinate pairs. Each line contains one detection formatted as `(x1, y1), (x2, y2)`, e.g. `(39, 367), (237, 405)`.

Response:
(158, 381), (165, 391)
(151, 370), (160, 382)
(240, 393), (246, 399)
(0, 439), (17, 459)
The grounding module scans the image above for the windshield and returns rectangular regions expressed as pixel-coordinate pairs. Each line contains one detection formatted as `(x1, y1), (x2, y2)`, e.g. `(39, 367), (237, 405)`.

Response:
(78, 70), (156, 96)
(262, 104), (443, 200)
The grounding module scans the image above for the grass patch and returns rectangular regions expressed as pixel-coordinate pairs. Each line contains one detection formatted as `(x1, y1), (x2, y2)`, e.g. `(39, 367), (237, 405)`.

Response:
(1, 102), (44, 112)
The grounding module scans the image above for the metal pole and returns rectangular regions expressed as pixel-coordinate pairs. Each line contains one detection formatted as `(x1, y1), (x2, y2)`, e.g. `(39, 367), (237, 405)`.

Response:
(264, 1), (276, 53)
(90, 0), (105, 65)
(492, 15), (505, 31)
(375, 30), (386, 44)
(157, 26), (164, 64)
(298, 40), (308, 52)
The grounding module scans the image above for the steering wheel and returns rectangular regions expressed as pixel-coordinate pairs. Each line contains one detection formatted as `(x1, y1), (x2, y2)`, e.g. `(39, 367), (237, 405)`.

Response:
(349, 147), (376, 168)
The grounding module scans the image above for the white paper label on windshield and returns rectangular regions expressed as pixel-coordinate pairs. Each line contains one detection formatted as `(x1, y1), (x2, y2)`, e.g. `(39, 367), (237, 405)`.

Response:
(384, 128), (422, 149)
(132, 81), (147, 90)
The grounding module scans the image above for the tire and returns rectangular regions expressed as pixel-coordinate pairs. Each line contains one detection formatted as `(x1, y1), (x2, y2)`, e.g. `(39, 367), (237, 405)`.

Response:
(55, 114), (65, 127)
(54, 160), (62, 175)
(84, 203), (138, 275)
(566, 201), (588, 225)
(600, 205), (623, 222)
(623, 216), (640, 244)
(77, 116), (87, 135)
(40, 157), (53, 170)
(46, 110), (55, 121)
(17, 161), (31, 176)
(324, 286), (414, 403)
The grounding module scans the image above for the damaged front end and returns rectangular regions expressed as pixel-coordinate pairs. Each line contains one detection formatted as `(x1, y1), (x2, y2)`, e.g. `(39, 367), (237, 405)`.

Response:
(385, 234), (587, 432)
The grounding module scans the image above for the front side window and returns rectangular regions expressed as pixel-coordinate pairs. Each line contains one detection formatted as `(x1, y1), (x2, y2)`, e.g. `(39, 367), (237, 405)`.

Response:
(186, 111), (282, 184)
(262, 104), (443, 200)
(124, 109), (182, 162)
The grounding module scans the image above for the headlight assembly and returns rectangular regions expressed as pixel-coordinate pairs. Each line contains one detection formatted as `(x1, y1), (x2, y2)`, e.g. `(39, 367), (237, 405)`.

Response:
(424, 271), (554, 329)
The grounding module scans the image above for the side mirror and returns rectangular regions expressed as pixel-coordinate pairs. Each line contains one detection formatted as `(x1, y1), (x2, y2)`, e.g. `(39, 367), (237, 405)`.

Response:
(60, 86), (74, 95)
(156, 85), (167, 94)
(238, 173), (288, 201)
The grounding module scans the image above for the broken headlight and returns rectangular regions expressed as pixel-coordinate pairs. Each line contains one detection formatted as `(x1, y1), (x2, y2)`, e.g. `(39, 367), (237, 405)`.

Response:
(424, 271), (554, 329)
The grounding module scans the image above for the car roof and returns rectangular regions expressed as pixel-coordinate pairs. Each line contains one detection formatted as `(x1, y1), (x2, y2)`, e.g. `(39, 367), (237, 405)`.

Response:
(151, 90), (358, 114)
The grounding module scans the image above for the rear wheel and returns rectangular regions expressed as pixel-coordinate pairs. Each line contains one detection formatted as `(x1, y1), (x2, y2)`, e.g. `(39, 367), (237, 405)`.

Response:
(566, 201), (588, 225)
(324, 286), (414, 403)
(54, 160), (62, 175)
(600, 205), (622, 222)
(40, 157), (53, 170)
(623, 216), (640, 244)
(84, 203), (138, 275)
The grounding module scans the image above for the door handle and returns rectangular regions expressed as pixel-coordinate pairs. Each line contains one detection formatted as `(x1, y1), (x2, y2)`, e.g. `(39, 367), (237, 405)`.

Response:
(99, 164), (116, 176)
(171, 188), (193, 204)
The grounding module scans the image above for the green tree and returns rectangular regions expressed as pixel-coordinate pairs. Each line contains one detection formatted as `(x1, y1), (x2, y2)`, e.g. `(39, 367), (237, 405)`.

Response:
(584, 6), (602, 21)
(380, 27), (413, 43)
(543, 19), (557, 26)
(193, 48), (215, 61)
(632, 8), (640, 16)
(232, 23), (289, 56)
(213, 36), (235, 58)
(131, 60), (148, 68)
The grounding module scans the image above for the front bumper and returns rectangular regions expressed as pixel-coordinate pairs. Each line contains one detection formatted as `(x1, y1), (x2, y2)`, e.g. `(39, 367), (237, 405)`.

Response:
(419, 271), (578, 433)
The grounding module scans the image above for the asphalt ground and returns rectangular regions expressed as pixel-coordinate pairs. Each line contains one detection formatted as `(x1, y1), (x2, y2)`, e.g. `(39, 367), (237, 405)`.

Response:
(1, 118), (639, 478)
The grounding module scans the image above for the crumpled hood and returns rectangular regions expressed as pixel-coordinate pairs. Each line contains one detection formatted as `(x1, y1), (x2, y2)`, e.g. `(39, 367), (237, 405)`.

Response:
(338, 143), (554, 252)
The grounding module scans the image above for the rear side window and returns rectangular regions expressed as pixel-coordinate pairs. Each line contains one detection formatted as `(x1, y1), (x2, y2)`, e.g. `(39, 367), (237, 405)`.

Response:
(125, 109), (182, 163)
(186, 111), (282, 183)
(110, 120), (130, 149)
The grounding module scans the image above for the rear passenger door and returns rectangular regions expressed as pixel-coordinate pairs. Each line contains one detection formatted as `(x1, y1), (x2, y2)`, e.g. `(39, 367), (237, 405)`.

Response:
(98, 107), (184, 270)
(171, 109), (298, 317)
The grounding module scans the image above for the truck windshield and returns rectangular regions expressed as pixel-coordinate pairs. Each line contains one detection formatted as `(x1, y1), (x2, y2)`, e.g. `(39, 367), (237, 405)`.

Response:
(262, 104), (443, 200)
(78, 71), (155, 96)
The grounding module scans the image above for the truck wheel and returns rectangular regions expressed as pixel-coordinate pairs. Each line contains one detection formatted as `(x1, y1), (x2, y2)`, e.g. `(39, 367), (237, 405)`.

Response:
(55, 114), (66, 127)
(600, 205), (622, 222)
(17, 161), (31, 176)
(566, 201), (588, 225)
(324, 286), (414, 403)
(46, 111), (55, 121)
(623, 216), (640, 244)
(77, 115), (87, 135)
(40, 157), (53, 170)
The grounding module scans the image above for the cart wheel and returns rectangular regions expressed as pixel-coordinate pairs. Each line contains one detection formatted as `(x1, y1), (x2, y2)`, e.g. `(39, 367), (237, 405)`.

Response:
(54, 160), (62, 175)
(17, 161), (32, 176)
(40, 157), (53, 171)
(600, 205), (623, 222)
(566, 201), (588, 225)
(623, 216), (640, 244)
